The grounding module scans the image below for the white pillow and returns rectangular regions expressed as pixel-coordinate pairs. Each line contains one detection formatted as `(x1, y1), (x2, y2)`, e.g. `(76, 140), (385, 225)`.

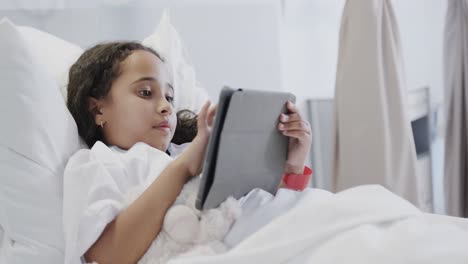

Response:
(0, 18), (81, 263)
(0, 11), (208, 263)
(143, 9), (211, 112)
(18, 26), (83, 100)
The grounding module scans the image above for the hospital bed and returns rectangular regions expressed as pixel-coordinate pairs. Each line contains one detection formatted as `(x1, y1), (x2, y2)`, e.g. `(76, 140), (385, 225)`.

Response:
(2, 0), (468, 263)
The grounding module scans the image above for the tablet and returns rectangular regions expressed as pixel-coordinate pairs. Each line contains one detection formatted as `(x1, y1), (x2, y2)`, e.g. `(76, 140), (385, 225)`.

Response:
(196, 87), (296, 210)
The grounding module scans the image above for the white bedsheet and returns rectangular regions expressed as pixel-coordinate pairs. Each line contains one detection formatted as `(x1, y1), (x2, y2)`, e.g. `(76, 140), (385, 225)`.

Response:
(170, 185), (468, 264)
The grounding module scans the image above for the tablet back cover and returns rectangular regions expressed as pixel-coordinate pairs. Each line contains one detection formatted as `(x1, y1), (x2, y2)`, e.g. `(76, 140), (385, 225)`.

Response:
(197, 87), (295, 210)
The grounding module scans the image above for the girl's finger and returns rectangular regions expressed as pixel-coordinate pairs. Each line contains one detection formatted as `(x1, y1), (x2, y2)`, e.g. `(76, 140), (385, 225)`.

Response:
(207, 104), (218, 127)
(286, 101), (299, 113)
(278, 120), (310, 132)
(279, 113), (302, 123)
(282, 129), (311, 140)
(197, 101), (211, 130)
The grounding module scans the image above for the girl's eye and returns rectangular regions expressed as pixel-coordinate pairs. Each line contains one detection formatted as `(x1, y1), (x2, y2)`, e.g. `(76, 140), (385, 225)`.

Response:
(139, 89), (152, 97)
(166, 95), (174, 103)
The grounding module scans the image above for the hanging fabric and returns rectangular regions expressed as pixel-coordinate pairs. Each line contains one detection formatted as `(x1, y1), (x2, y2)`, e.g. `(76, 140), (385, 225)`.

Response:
(332, 0), (426, 210)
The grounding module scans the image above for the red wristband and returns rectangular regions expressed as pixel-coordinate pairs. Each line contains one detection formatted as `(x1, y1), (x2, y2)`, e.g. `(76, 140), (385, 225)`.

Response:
(282, 166), (313, 191)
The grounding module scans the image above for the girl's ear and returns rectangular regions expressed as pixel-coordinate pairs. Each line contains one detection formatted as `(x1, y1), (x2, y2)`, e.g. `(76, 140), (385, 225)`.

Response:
(88, 97), (105, 126)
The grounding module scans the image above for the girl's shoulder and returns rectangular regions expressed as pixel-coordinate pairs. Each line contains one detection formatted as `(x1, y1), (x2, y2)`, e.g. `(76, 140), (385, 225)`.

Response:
(64, 141), (164, 190)
(67, 141), (158, 164)
(66, 141), (112, 167)
(65, 141), (177, 179)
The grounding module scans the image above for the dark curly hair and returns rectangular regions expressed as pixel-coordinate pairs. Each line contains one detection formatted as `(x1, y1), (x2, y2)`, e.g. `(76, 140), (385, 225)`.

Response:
(66, 41), (197, 148)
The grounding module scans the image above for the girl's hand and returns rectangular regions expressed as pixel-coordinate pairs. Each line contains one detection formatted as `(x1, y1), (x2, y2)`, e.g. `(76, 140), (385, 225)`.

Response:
(278, 101), (312, 174)
(177, 101), (217, 177)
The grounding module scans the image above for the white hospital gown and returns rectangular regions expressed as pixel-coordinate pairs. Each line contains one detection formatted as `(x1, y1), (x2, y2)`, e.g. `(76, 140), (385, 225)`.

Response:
(63, 141), (187, 263)
(62, 141), (301, 264)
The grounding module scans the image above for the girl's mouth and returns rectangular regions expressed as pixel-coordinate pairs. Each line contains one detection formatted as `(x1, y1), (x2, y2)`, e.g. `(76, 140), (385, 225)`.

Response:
(153, 121), (170, 132)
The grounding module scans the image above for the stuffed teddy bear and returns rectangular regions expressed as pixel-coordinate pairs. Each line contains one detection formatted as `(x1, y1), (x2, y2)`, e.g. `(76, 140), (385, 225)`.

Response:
(123, 176), (242, 264)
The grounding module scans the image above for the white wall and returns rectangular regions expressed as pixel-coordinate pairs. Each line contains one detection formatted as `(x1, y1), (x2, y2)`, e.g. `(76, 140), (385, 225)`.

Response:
(393, 0), (447, 105)
(280, 0), (447, 105)
(0, 0), (447, 104)
(280, 0), (345, 100)
(0, 0), (283, 100)
(168, 1), (283, 97)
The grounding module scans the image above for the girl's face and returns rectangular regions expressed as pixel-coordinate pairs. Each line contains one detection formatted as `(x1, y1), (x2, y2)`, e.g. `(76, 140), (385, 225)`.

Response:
(92, 50), (177, 151)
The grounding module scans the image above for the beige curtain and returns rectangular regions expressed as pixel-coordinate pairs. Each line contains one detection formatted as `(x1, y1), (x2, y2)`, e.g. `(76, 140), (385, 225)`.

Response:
(443, 0), (468, 217)
(332, 0), (425, 210)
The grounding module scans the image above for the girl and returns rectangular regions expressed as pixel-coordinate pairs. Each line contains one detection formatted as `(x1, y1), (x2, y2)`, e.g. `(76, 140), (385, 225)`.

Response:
(63, 41), (312, 264)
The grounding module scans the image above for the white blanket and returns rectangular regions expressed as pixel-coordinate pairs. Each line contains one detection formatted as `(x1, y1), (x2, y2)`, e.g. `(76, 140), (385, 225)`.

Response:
(169, 185), (468, 264)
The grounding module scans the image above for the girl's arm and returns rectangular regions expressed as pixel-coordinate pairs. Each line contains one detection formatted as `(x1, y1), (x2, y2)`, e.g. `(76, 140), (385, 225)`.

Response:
(84, 158), (190, 264)
(277, 101), (313, 191)
(84, 101), (216, 264)
(278, 166), (313, 191)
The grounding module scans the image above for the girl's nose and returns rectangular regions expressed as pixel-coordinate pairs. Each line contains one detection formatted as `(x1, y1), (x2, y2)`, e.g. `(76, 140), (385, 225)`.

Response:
(158, 98), (172, 116)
